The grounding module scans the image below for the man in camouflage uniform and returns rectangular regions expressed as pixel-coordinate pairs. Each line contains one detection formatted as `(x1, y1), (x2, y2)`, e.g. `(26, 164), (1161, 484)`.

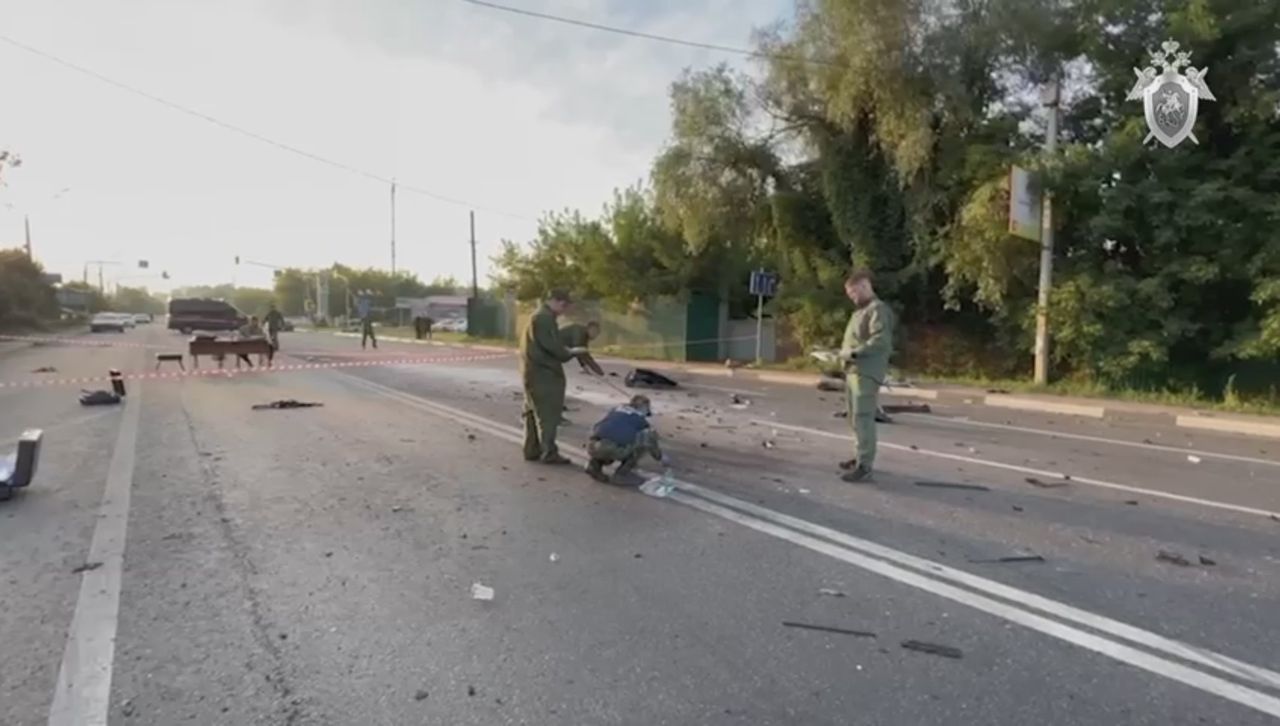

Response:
(838, 270), (894, 483)
(519, 289), (587, 464)
(585, 395), (668, 486)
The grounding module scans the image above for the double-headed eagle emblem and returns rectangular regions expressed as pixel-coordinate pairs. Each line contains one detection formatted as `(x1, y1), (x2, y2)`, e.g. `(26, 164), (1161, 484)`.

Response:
(1126, 40), (1215, 148)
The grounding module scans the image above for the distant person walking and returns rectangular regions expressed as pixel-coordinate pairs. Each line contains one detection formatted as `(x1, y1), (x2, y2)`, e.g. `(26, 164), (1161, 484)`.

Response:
(357, 296), (377, 350)
(519, 289), (587, 464)
(263, 303), (285, 351)
(838, 270), (894, 483)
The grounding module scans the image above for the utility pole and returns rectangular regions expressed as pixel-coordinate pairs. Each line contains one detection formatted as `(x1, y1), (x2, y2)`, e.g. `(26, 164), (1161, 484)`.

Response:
(24, 215), (31, 258)
(470, 211), (479, 299)
(1033, 79), (1060, 386)
(390, 179), (397, 276)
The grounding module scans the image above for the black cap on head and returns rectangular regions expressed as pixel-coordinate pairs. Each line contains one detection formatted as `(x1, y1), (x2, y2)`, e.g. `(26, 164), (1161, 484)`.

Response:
(548, 289), (572, 303)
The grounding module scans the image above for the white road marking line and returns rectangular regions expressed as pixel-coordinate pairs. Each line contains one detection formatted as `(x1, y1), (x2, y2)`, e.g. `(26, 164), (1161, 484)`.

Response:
(670, 491), (1280, 719)
(341, 373), (1280, 713)
(758, 419), (1280, 520)
(47, 385), (143, 726)
(895, 413), (1280, 469)
(677, 481), (1280, 692)
(681, 381), (768, 397)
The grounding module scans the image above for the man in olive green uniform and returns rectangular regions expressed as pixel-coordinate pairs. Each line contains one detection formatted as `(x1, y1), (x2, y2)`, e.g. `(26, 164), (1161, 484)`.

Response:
(559, 320), (604, 376)
(520, 290), (588, 464)
(838, 270), (894, 482)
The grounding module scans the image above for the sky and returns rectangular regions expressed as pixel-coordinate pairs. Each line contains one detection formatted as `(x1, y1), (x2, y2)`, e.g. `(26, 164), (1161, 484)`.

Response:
(0, 0), (791, 294)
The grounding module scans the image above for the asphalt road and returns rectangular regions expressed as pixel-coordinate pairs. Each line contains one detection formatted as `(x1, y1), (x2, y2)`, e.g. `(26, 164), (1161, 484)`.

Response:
(2, 326), (1279, 725)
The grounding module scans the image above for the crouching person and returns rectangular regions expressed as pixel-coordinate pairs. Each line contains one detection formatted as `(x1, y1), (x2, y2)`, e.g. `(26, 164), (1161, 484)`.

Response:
(585, 395), (668, 486)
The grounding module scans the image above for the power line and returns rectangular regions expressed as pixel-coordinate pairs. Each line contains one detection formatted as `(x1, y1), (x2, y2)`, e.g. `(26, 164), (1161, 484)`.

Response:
(458, 0), (830, 67)
(0, 34), (537, 222)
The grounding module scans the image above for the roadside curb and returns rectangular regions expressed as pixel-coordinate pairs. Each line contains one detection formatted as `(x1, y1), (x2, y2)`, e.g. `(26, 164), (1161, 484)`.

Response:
(322, 330), (1280, 440)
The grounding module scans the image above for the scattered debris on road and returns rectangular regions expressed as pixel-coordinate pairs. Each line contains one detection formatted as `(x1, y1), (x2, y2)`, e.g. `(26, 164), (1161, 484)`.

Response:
(882, 403), (932, 414)
(467, 433), (477, 441)
(31, 366), (57, 373)
(817, 588), (847, 598)
(763, 440), (776, 449)
(414, 689), (429, 701)
(251, 399), (323, 410)
(72, 561), (103, 574)
(549, 553), (560, 563)
(467, 685), (477, 697)
(969, 555), (1045, 564)
(901, 640), (964, 659)
(798, 488), (811, 494)
(1024, 477), (1067, 489)
(1124, 500), (1139, 506)
(639, 474), (675, 498)
(986, 388), (1011, 394)
(78, 389), (120, 406)
(1187, 455), (1202, 464)
(1156, 550), (1192, 567)
(470, 582), (495, 601)
(729, 394), (751, 409)
(1198, 555), (1217, 566)
(624, 368), (678, 389)
(782, 621), (876, 638)
(914, 481), (990, 492)
(833, 410), (848, 418)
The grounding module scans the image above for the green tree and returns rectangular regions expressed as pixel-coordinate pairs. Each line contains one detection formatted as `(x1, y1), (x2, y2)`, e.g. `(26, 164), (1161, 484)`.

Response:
(0, 248), (57, 328)
(110, 286), (166, 315)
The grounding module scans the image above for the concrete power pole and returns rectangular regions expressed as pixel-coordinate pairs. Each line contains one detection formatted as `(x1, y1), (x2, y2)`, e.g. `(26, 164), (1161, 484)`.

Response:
(24, 215), (31, 258)
(390, 180), (397, 276)
(1033, 79), (1061, 386)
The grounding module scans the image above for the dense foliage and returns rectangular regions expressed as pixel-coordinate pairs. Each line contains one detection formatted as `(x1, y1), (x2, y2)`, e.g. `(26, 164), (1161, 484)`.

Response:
(492, 0), (1280, 397)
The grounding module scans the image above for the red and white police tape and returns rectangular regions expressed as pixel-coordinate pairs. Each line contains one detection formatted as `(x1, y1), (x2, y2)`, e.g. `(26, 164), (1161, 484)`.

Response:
(0, 351), (513, 390)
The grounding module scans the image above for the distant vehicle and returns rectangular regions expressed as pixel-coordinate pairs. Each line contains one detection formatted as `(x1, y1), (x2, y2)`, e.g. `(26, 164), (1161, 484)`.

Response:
(167, 298), (247, 335)
(89, 312), (128, 333)
(438, 317), (467, 333)
(133, 313), (153, 324)
(120, 313), (136, 329)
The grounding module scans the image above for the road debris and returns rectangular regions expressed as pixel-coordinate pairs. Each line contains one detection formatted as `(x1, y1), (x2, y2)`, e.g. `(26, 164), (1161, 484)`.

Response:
(639, 473), (675, 498)
(414, 689), (429, 701)
(251, 399), (323, 410)
(901, 640), (964, 659)
(782, 621), (876, 638)
(969, 555), (1045, 564)
(1011, 505), (1024, 512)
(729, 394), (751, 409)
(467, 685), (478, 697)
(914, 481), (990, 492)
(817, 588), (847, 598)
(1198, 555), (1217, 566)
(470, 582), (495, 601)
(467, 433), (477, 441)
(624, 368), (678, 389)
(72, 561), (103, 574)
(1156, 550), (1192, 567)
(1124, 500), (1139, 506)
(798, 488), (811, 494)
(1024, 477), (1067, 489)
(833, 410), (848, 418)
(78, 389), (120, 406)
(549, 553), (560, 563)
(882, 403), (932, 414)
(763, 440), (776, 449)
(31, 366), (57, 373)
(1187, 454), (1202, 464)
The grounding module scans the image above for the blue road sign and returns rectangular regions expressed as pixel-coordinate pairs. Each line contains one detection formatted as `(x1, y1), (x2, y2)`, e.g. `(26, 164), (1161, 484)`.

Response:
(749, 269), (779, 297)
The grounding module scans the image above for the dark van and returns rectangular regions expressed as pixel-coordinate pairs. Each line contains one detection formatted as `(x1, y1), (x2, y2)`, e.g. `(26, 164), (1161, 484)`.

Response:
(168, 298), (246, 334)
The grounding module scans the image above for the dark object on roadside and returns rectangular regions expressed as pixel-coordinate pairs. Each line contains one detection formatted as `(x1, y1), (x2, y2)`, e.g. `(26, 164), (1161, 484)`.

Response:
(155, 353), (185, 371)
(467, 685), (477, 697)
(969, 555), (1045, 564)
(79, 390), (121, 406)
(608, 371), (619, 377)
(901, 640), (964, 659)
(1124, 500), (1139, 506)
(31, 366), (57, 373)
(816, 376), (844, 392)
(914, 481), (990, 492)
(251, 399), (323, 410)
(882, 403), (932, 415)
(1011, 505), (1024, 512)
(1024, 476), (1067, 488)
(1156, 550), (1192, 567)
(986, 388), (1011, 394)
(833, 410), (848, 419)
(875, 410), (893, 424)
(782, 621), (876, 638)
(414, 689), (429, 702)
(1198, 555), (1217, 566)
(109, 369), (126, 397)
(0, 429), (43, 501)
(624, 368), (678, 389)
(72, 561), (103, 574)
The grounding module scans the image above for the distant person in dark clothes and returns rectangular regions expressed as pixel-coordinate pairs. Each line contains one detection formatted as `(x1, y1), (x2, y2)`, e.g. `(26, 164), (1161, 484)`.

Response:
(356, 296), (377, 350)
(263, 303), (285, 351)
(585, 394), (669, 486)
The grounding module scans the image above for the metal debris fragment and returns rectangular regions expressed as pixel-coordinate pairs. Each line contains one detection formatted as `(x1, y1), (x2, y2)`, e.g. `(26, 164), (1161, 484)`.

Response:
(782, 621), (876, 638)
(31, 366), (57, 373)
(414, 689), (429, 701)
(901, 640), (963, 659)
(817, 588), (846, 598)
(470, 582), (495, 601)
(1024, 477), (1067, 489)
(71, 561), (103, 574)
(969, 555), (1045, 564)
(252, 399), (323, 410)
(1198, 555), (1216, 566)
(1156, 550), (1192, 567)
